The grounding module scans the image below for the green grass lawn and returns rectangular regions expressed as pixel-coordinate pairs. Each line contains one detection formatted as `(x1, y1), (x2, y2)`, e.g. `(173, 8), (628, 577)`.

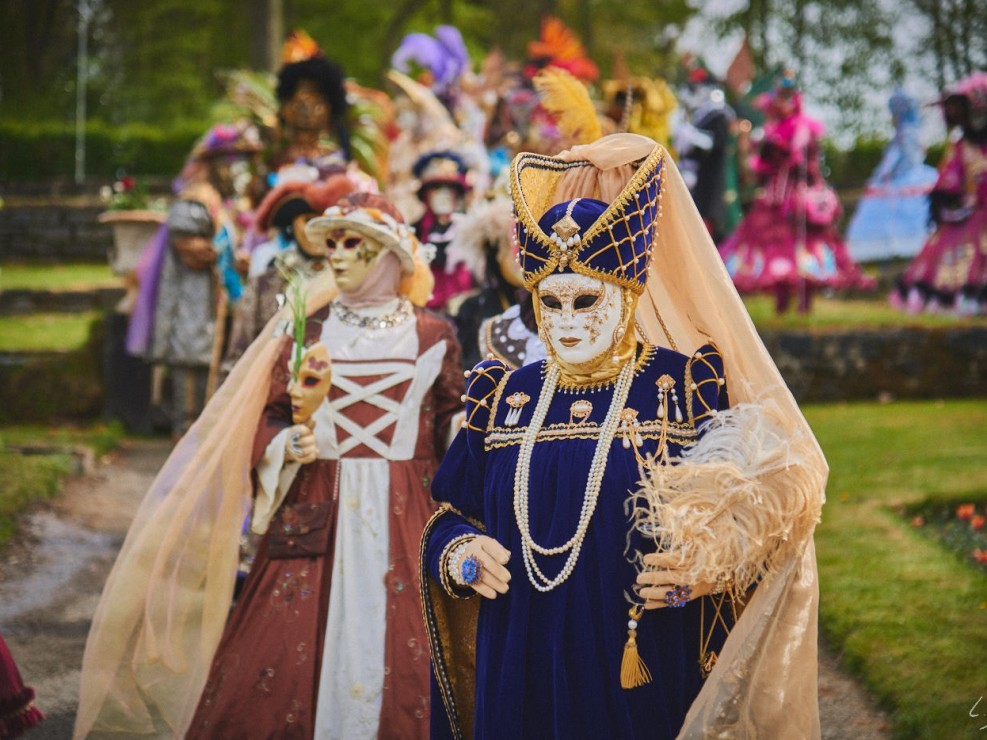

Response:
(0, 262), (118, 291)
(743, 294), (985, 330)
(0, 395), (983, 735)
(0, 422), (123, 547)
(0, 311), (99, 351)
(807, 399), (987, 738)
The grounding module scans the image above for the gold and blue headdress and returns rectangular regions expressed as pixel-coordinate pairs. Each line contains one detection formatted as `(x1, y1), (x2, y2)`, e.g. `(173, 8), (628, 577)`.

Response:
(510, 145), (665, 293)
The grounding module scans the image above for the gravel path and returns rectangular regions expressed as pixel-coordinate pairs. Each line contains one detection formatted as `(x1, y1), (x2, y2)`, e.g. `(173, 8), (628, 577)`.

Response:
(0, 437), (891, 738)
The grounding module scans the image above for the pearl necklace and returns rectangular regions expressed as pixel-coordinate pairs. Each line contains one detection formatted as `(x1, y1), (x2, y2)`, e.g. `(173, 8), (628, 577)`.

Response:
(513, 358), (636, 592)
(331, 298), (413, 329)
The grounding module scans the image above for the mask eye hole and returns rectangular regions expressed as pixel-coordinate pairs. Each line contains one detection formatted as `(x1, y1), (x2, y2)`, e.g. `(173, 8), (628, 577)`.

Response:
(573, 292), (601, 311)
(343, 237), (363, 250)
(540, 294), (562, 311)
(302, 376), (320, 387)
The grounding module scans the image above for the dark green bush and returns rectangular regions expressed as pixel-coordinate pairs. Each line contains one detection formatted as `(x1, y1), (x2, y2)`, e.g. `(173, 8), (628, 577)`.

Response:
(821, 137), (889, 188)
(0, 314), (104, 423)
(925, 141), (946, 168)
(0, 119), (204, 180)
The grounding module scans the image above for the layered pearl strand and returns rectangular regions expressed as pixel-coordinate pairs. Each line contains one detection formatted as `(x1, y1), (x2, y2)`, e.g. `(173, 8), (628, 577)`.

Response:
(513, 358), (636, 592)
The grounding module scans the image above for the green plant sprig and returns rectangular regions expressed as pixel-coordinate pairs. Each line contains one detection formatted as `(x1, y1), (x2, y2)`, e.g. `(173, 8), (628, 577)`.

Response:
(277, 266), (310, 384)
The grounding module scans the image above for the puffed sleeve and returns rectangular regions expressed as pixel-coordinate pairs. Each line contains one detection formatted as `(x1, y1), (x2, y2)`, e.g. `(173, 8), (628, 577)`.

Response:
(686, 342), (729, 429)
(462, 358), (510, 464)
(423, 359), (509, 596)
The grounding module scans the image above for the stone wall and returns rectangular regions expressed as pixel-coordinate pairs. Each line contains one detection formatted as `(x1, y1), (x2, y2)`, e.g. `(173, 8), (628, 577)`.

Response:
(1, 320), (984, 425)
(762, 326), (987, 403)
(0, 202), (112, 262)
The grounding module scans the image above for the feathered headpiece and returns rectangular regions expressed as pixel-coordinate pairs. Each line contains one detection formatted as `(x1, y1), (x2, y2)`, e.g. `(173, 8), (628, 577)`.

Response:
(532, 67), (602, 146)
(526, 16), (599, 83)
(391, 25), (471, 94)
(280, 29), (321, 65)
(445, 195), (516, 283)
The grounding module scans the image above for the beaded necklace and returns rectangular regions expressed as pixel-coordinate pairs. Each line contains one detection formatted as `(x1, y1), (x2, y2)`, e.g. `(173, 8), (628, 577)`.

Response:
(513, 358), (636, 592)
(330, 298), (413, 329)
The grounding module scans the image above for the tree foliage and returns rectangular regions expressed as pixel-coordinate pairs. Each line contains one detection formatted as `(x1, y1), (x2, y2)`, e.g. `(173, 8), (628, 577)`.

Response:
(2, 0), (979, 145)
(901, 0), (987, 89)
(0, 0), (80, 117)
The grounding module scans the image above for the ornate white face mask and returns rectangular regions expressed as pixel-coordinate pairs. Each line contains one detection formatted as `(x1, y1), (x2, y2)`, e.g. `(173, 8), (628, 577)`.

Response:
(325, 228), (382, 293)
(537, 273), (623, 367)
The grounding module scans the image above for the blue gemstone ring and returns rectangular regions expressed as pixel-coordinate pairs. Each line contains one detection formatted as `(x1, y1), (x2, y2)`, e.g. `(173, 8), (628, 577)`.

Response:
(460, 555), (482, 586)
(663, 584), (693, 608)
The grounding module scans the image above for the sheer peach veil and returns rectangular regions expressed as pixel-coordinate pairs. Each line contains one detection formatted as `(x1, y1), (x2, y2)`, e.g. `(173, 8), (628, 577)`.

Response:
(542, 133), (828, 738)
(73, 272), (338, 738)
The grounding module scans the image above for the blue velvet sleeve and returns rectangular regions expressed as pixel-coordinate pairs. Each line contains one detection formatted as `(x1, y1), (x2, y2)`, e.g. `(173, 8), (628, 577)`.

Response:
(687, 342), (729, 428)
(424, 359), (509, 593)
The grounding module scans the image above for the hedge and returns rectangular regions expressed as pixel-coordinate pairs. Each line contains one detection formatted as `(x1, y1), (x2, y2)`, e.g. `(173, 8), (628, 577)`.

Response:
(822, 138), (946, 190)
(0, 119), (205, 180)
(0, 117), (950, 187)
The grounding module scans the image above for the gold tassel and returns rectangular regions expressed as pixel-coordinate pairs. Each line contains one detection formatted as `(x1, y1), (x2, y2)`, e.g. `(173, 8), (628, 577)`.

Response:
(620, 605), (652, 689)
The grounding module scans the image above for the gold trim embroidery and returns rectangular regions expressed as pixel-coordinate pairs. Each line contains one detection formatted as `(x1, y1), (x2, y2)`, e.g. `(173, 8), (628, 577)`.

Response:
(463, 361), (510, 432)
(511, 147), (667, 293)
(685, 343), (725, 426)
(486, 367), (513, 434)
(485, 420), (697, 451)
(545, 344), (655, 392)
(481, 318), (517, 369)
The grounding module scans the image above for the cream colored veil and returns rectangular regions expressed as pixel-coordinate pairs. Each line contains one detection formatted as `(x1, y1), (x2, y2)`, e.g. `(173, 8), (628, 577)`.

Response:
(537, 133), (828, 738)
(74, 273), (338, 738)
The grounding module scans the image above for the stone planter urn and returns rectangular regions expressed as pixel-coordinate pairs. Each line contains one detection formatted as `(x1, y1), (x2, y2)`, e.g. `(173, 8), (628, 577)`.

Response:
(98, 209), (166, 313)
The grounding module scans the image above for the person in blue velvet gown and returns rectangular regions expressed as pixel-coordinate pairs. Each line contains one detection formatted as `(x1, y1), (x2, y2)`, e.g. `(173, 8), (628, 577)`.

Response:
(421, 134), (828, 739)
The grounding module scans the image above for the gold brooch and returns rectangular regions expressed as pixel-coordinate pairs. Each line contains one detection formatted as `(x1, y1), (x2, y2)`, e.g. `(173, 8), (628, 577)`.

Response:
(569, 399), (593, 425)
(656, 374), (682, 422)
(619, 407), (643, 449)
(550, 199), (583, 271)
(504, 391), (530, 427)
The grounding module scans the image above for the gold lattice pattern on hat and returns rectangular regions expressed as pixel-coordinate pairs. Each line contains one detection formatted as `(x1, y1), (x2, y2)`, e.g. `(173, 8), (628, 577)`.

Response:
(510, 145), (665, 293)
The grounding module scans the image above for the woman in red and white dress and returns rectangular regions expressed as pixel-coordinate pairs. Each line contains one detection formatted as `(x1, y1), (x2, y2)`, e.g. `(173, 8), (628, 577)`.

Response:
(76, 194), (462, 739)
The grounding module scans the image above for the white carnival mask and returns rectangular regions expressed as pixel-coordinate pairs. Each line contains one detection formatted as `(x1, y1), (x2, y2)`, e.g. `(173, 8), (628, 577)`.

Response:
(426, 186), (460, 217)
(537, 273), (623, 367)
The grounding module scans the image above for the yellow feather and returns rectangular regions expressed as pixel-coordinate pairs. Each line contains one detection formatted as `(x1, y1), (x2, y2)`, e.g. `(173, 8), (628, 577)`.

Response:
(533, 67), (602, 146)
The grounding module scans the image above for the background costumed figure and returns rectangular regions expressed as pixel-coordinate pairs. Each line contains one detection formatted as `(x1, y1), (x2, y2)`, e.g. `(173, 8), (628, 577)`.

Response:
(717, 71), (875, 313)
(411, 150), (475, 313)
(845, 88), (939, 262)
(601, 67), (678, 149)
(125, 122), (262, 435)
(0, 633), (44, 738)
(447, 191), (533, 369)
(674, 68), (737, 243)
(892, 71), (987, 315)
(421, 134), (826, 738)
(222, 173), (358, 376)
(270, 30), (351, 175)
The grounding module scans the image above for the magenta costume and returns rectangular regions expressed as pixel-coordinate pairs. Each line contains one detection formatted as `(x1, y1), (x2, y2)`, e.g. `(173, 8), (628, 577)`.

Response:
(893, 72), (987, 315)
(718, 80), (873, 310)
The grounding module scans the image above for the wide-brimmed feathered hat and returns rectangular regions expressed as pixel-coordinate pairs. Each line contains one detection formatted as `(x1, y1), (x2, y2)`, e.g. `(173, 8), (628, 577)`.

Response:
(304, 193), (419, 275)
